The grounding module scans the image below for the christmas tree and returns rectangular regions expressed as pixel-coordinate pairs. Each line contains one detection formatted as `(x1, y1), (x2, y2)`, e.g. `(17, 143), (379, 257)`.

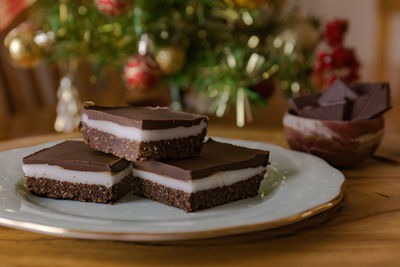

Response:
(5, 0), (326, 127)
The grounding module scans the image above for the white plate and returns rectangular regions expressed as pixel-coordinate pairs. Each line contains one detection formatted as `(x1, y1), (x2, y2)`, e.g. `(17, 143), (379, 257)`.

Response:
(0, 137), (345, 241)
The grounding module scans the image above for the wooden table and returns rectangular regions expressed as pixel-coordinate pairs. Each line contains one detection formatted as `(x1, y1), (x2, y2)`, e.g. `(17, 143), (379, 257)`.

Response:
(0, 127), (399, 266)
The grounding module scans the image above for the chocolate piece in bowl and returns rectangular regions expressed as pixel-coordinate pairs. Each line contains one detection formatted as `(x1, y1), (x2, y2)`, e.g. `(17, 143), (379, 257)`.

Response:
(79, 102), (208, 161)
(288, 93), (321, 114)
(131, 139), (270, 212)
(351, 83), (391, 121)
(318, 79), (358, 106)
(284, 79), (391, 167)
(288, 79), (392, 122)
(22, 141), (132, 204)
(352, 82), (389, 95)
(297, 101), (349, 121)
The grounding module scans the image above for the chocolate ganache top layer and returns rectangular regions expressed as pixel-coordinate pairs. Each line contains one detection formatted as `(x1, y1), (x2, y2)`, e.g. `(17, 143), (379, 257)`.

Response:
(82, 102), (208, 130)
(23, 141), (129, 172)
(133, 139), (269, 180)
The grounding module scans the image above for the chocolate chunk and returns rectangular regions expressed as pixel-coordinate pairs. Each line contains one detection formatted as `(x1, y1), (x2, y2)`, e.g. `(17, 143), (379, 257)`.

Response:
(318, 79), (358, 106)
(297, 101), (349, 121)
(351, 83), (391, 120)
(288, 93), (321, 114)
(288, 79), (391, 121)
(132, 138), (269, 180)
(82, 102), (208, 130)
(23, 141), (129, 172)
(352, 82), (389, 95)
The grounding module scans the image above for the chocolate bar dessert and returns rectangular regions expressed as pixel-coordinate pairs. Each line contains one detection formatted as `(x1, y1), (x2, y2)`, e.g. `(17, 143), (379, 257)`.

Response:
(79, 102), (208, 161)
(131, 139), (269, 212)
(23, 141), (132, 204)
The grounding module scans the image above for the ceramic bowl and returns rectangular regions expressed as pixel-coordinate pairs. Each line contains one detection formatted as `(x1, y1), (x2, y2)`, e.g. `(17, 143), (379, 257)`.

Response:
(283, 111), (384, 168)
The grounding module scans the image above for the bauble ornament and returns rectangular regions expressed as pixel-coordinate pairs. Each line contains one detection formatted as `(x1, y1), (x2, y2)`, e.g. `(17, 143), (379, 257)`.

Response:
(4, 22), (42, 68)
(123, 54), (161, 91)
(34, 30), (55, 51)
(293, 20), (320, 50)
(155, 46), (186, 75)
(94, 0), (133, 16)
(225, 0), (268, 9)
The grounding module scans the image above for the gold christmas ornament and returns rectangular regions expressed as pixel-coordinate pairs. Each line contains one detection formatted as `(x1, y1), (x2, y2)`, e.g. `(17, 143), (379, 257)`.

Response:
(293, 20), (320, 50)
(34, 30), (55, 50)
(4, 22), (42, 68)
(155, 46), (186, 75)
(225, 0), (267, 9)
(278, 20), (319, 53)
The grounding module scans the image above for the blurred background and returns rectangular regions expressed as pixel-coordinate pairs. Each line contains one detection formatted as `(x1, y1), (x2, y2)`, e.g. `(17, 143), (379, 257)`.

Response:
(0, 0), (398, 141)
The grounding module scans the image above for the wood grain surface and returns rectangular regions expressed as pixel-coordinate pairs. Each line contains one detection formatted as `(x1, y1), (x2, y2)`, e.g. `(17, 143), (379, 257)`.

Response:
(0, 126), (398, 266)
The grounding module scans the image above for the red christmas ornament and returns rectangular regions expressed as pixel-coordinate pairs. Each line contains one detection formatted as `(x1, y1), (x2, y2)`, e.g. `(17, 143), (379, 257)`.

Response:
(123, 54), (161, 91)
(94, 0), (133, 16)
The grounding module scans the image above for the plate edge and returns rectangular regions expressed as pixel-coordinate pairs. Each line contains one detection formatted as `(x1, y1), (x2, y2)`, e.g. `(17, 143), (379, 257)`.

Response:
(0, 179), (346, 242)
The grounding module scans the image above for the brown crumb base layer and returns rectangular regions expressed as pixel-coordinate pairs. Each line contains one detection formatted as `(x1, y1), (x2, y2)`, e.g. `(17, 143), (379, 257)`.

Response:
(79, 122), (207, 161)
(131, 173), (265, 212)
(24, 175), (132, 204)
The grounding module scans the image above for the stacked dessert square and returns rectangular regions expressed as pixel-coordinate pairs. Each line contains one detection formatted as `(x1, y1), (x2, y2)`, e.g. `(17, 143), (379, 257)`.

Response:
(80, 101), (208, 161)
(131, 139), (268, 212)
(23, 102), (269, 212)
(23, 141), (132, 204)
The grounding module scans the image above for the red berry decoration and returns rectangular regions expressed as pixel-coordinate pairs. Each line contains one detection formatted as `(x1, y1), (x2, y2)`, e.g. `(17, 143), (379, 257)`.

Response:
(313, 19), (360, 89)
(324, 19), (348, 47)
(123, 54), (161, 91)
(94, 0), (133, 16)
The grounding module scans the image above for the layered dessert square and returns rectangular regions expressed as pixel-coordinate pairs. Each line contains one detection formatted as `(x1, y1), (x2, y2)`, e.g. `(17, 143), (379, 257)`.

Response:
(22, 141), (132, 204)
(131, 139), (269, 212)
(79, 102), (208, 161)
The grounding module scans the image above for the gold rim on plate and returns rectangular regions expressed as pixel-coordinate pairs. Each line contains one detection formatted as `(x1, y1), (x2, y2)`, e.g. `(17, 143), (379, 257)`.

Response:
(0, 180), (346, 241)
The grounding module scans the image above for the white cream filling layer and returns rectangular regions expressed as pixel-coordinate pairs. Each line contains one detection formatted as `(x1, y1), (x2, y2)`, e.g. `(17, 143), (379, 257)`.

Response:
(22, 164), (132, 187)
(132, 166), (266, 193)
(81, 113), (207, 142)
